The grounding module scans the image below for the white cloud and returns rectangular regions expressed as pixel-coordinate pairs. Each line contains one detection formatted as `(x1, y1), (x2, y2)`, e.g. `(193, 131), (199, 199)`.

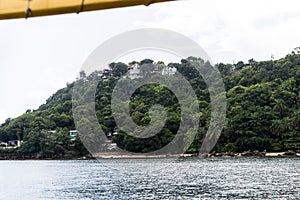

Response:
(136, 0), (300, 63)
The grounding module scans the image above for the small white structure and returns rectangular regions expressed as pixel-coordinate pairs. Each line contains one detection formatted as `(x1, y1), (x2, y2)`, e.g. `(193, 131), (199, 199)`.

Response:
(113, 131), (118, 135)
(68, 130), (77, 141)
(107, 143), (117, 150)
(48, 130), (56, 134)
(2, 140), (23, 148)
(0, 141), (8, 147)
(161, 67), (177, 76)
(128, 63), (142, 79)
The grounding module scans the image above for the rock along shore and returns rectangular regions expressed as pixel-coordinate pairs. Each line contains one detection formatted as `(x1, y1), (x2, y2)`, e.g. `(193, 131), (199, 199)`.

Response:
(204, 150), (300, 158)
(0, 150), (299, 160)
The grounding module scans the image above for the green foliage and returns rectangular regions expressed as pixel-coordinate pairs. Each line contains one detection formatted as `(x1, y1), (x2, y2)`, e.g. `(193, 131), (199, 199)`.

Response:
(109, 62), (128, 77)
(1, 51), (300, 157)
(219, 51), (300, 152)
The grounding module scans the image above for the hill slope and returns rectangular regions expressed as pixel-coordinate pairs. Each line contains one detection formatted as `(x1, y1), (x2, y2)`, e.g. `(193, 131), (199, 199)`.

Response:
(1, 52), (300, 158)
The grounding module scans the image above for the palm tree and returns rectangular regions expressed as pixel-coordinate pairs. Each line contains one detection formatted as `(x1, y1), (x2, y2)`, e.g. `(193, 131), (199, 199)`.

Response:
(270, 117), (290, 139)
(290, 109), (300, 129)
(272, 99), (287, 118)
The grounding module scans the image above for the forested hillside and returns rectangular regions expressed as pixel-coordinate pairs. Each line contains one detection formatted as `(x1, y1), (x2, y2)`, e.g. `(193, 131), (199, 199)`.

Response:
(1, 49), (300, 157)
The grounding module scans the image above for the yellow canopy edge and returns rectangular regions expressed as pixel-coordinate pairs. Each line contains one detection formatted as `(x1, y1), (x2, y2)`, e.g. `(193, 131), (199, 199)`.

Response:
(0, 0), (175, 20)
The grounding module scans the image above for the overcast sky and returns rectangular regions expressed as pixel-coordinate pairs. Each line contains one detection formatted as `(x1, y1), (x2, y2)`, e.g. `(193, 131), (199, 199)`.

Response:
(1, 0), (300, 123)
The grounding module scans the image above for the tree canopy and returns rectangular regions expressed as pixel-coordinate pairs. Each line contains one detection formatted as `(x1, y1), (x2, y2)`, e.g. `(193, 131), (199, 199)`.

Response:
(1, 50), (300, 157)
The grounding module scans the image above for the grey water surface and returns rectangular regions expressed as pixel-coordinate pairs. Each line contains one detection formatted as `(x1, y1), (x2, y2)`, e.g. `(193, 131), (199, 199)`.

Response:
(0, 157), (299, 199)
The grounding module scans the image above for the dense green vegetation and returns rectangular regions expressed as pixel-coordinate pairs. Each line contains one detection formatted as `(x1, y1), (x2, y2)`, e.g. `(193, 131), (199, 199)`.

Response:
(0, 85), (88, 158)
(1, 50), (300, 158)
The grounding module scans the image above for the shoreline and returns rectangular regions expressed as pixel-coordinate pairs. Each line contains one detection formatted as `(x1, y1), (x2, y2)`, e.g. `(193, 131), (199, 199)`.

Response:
(205, 150), (300, 158)
(0, 150), (300, 160)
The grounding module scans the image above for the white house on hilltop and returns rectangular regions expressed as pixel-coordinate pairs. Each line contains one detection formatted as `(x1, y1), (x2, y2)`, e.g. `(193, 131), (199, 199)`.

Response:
(124, 64), (177, 79)
(162, 67), (177, 76)
(128, 63), (142, 79)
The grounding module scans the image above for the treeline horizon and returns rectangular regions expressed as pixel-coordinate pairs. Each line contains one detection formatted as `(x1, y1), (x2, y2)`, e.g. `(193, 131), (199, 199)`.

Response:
(1, 48), (300, 157)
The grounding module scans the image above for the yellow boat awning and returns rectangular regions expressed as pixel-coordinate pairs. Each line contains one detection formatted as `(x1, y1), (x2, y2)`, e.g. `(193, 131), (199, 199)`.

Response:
(0, 0), (175, 20)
